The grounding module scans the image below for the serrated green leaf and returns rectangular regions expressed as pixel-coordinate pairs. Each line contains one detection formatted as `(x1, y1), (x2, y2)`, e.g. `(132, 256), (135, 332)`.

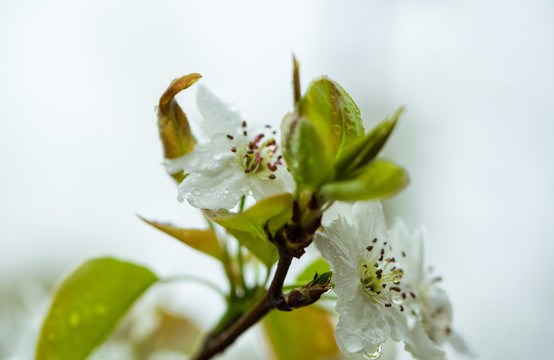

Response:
(140, 217), (222, 261)
(263, 306), (339, 360)
(298, 77), (365, 160)
(204, 193), (294, 266)
(36, 258), (158, 360)
(334, 107), (403, 180)
(281, 115), (335, 192)
(320, 159), (409, 202)
(296, 257), (330, 283)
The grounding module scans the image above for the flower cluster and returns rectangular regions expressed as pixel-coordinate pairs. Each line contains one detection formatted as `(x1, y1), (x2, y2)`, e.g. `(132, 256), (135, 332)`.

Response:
(165, 85), (293, 210)
(315, 201), (472, 360)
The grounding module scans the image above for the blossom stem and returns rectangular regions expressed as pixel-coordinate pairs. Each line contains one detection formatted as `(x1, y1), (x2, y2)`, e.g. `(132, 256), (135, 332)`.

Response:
(191, 251), (294, 360)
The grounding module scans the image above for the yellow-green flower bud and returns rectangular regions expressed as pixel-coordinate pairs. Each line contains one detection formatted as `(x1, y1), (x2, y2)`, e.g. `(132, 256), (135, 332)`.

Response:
(157, 73), (201, 182)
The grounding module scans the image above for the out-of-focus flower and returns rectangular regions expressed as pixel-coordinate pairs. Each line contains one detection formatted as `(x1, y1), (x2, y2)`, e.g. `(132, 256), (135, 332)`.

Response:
(314, 201), (410, 356)
(390, 221), (474, 360)
(166, 86), (293, 210)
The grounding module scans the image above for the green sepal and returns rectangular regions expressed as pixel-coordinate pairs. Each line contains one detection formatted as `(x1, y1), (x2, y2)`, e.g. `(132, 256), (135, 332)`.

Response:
(203, 193), (294, 267)
(297, 76), (365, 160)
(281, 115), (335, 192)
(139, 217), (222, 261)
(334, 107), (403, 180)
(320, 159), (409, 202)
(296, 257), (330, 283)
(312, 271), (333, 286)
(35, 258), (158, 360)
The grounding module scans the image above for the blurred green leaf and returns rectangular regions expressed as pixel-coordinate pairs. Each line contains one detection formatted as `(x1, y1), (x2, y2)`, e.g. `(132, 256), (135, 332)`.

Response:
(36, 258), (158, 360)
(296, 257), (330, 284)
(320, 160), (409, 202)
(204, 193), (294, 266)
(298, 77), (365, 160)
(263, 306), (339, 360)
(281, 115), (335, 192)
(334, 108), (403, 180)
(140, 217), (222, 261)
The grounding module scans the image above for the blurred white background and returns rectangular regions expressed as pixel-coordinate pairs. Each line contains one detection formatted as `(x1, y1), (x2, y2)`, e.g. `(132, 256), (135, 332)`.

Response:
(1, 0), (553, 359)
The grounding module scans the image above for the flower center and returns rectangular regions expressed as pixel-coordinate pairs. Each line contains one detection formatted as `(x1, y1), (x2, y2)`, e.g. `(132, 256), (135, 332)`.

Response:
(360, 238), (414, 311)
(227, 121), (283, 180)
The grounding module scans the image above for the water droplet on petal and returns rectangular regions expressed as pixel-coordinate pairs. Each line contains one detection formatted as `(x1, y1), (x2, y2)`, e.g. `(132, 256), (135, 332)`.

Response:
(363, 344), (383, 359)
(67, 310), (82, 329)
(391, 294), (404, 304)
(393, 276), (400, 284)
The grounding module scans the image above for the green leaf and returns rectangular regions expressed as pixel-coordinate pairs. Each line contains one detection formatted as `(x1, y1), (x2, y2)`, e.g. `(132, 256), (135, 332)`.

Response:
(140, 217), (222, 261)
(296, 257), (330, 283)
(281, 115), (335, 192)
(36, 258), (158, 360)
(334, 107), (403, 180)
(204, 193), (294, 266)
(297, 77), (365, 160)
(263, 306), (339, 360)
(320, 159), (409, 202)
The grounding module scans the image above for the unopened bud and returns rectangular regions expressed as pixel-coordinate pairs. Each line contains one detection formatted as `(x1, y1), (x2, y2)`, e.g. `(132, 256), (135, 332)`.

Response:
(284, 271), (332, 309)
(157, 73), (201, 182)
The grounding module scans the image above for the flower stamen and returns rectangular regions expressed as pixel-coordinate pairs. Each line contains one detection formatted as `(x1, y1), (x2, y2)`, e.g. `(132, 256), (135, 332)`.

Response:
(360, 238), (407, 310)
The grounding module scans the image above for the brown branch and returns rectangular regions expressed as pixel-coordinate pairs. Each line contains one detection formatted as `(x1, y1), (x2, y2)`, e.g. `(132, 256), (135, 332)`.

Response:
(191, 251), (294, 360)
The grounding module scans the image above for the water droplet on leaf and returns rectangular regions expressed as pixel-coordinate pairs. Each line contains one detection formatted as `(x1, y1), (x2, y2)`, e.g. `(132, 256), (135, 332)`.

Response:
(363, 344), (383, 359)
(94, 304), (108, 317)
(67, 310), (82, 329)
(46, 331), (57, 343)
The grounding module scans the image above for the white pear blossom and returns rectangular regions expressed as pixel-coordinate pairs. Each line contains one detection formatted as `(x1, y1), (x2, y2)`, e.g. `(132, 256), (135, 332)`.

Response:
(315, 201), (410, 356)
(389, 220), (474, 360)
(316, 201), (473, 360)
(165, 86), (293, 210)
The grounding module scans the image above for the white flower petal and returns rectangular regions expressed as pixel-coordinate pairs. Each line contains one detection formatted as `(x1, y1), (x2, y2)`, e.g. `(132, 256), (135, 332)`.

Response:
(315, 216), (359, 285)
(404, 320), (446, 360)
(248, 168), (294, 200)
(335, 287), (390, 354)
(196, 85), (243, 137)
(352, 201), (387, 249)
(389, 219), (426, 288)
(177, 163), (249, 210)
(447, 329), (476, 357)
